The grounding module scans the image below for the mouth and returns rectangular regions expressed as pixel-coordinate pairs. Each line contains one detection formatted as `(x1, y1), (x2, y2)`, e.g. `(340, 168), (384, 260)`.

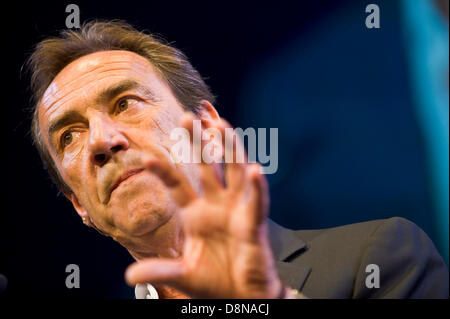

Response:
(110, 168), (146, 196)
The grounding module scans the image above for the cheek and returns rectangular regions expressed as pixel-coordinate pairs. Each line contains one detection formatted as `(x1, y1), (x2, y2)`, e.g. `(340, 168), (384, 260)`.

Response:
(60, 145), (91, 193)
(159, 107), (184, 132)
(147, 102), (184, 133)
(108, 172), (176, 236)
(128, 110), (183, 152)
(153, 108), (185, 149)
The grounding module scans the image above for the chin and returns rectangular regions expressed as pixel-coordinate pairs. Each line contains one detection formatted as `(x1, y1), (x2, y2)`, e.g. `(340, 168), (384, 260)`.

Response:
(109, 199), (172, 237)
(107, 171), (177, 236)
(109, 191), (174, 238)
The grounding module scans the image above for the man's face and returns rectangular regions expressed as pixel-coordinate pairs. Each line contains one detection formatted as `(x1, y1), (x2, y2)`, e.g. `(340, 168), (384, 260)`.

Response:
(38, 50), (200, 255)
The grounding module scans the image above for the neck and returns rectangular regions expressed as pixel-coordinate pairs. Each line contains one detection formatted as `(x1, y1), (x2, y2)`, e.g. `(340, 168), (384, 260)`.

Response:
(124, 212), (185, 260)
(125, 216), (188, 298)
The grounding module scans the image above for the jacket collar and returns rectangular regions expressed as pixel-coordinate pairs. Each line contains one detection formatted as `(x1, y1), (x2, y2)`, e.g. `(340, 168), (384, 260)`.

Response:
(267, 218), (311, 291)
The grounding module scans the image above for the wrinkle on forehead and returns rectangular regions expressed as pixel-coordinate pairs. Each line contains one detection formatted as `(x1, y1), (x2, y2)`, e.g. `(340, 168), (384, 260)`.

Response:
(53, 51), (152, 87)
(42, 82), (62, 106)
(39, 50), (159, 130)
(54, 60), (150, 95)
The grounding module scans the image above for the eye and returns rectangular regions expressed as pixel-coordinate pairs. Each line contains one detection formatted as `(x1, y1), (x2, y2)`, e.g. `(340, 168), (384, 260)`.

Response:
(115, 96), (143, 115)
(60, 130), (80, 149)
(61, 131), (74, 147)
(117, 99), (129, 113)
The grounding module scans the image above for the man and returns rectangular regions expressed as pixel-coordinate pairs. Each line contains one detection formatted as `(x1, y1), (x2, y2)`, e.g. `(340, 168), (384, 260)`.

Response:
(28, 20), (448, 299)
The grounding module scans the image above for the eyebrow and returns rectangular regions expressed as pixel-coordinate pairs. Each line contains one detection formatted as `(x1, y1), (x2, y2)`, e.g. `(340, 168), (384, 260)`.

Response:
(47, 110), (86, 146)
(94, 79), (158, 105)
(47, 80), (159, 142)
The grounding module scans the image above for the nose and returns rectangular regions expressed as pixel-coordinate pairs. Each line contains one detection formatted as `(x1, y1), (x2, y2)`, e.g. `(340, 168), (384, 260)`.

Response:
(88, 116), (129, 166)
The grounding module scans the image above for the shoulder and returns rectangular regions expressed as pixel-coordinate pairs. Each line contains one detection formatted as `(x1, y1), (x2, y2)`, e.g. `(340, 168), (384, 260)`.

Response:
(291, 217), (449, 298)
(297, 216), (428, 237)
(296, 217), (438, 255)
(350, 217), (449, 298)
(295, 217), (388, 242)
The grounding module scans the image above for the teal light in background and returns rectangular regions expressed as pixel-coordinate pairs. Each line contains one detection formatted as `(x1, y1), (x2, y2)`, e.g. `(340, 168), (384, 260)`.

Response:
(401, 0), (449, 265)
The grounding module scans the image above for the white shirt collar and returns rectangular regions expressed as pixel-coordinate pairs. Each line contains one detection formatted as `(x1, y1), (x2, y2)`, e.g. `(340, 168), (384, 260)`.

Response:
(135, 283), (159, 299)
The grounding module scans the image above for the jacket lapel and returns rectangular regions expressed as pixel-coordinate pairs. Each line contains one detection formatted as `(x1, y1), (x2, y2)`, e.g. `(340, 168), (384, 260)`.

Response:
(268, 219), (311, 291)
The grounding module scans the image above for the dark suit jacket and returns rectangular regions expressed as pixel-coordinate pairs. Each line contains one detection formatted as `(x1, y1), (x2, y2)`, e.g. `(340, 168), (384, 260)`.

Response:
(268, 217), (449, 298)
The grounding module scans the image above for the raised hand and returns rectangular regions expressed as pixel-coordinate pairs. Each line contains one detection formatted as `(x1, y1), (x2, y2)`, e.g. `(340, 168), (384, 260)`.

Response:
(125, 114), (282, 299)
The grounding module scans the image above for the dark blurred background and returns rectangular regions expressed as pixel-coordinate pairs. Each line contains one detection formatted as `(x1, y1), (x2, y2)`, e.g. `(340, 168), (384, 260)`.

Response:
(1, 0), (448, 298)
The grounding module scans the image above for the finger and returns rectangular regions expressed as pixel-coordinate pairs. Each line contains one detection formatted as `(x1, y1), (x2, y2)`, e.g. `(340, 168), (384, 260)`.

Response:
(125, 258), (187, 288)
(180, 113), (202, 164)
(182, 114), (224, 196)
(248, 163), (270, 224)
(146, 158), (197, 207)
(218, 119), (247, 193)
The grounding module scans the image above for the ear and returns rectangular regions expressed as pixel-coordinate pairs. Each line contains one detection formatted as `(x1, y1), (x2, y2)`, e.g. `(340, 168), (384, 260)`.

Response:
(65, 192), (88, 220)
(198, 100), (220, 121)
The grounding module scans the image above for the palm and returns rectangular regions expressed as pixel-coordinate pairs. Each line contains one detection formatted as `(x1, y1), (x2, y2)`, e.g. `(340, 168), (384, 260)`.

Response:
(126, 116), (281, 298)
(180, 196), (272, 298)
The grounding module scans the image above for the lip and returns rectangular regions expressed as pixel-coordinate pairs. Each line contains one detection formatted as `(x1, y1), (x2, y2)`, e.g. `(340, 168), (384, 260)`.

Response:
(110, 168), (145, 195)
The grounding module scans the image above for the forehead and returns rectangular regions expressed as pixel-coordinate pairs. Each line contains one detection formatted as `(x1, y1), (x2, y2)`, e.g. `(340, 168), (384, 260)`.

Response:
(38, 50), (161, 128)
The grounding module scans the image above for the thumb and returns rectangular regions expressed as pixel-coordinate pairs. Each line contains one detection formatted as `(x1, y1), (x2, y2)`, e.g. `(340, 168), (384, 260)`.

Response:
(125, 258), (187, 287)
